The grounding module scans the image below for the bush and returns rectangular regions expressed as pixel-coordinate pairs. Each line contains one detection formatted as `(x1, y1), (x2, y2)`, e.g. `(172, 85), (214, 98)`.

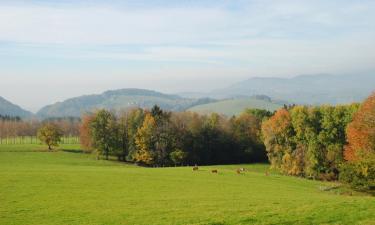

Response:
(339, 157), (375, 191)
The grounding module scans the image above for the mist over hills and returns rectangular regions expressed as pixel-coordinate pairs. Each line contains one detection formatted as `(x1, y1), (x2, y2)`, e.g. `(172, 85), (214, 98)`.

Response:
(36, 88), (216, 118)
(1, 73), (374, 118)
(208, 73), (375, 104)
(0, 96), (33, 118)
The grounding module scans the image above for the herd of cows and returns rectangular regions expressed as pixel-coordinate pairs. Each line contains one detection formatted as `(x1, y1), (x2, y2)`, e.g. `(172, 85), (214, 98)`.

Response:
(192, 165), (270, 176)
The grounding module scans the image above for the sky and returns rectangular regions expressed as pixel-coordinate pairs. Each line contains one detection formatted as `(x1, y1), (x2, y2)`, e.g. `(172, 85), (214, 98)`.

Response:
(0, 0), (375, 112)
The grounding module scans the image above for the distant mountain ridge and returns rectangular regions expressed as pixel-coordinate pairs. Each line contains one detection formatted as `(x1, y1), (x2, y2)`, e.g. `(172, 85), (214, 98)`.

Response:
(0, 96), (33, 118)
(3, 73), (374, 119)
(208, 73), (375, 104)
(188, 95), (284, 116)
(36, 88), (216, 118)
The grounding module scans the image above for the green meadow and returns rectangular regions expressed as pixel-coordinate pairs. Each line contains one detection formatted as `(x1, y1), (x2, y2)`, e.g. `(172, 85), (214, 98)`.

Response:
(0, 144), (374, 225)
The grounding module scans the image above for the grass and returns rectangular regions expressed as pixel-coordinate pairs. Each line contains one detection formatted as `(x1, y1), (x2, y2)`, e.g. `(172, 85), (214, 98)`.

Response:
(0, 144), (374, 225)
(187, 98), (282, 116)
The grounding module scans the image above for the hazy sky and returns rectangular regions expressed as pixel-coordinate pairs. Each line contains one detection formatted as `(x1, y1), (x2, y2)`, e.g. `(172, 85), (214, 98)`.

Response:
(1, 0), (375, 112)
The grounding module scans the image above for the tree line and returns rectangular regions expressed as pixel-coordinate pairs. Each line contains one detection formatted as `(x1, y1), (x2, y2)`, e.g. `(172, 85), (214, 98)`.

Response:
(80, 106), (272, 166)
(3, 93), (373, 190)
(262, 93), (374, 190)
(0, 117), (80, 142)
(80, 93), (374, 190)
(0, 114), (21, 121)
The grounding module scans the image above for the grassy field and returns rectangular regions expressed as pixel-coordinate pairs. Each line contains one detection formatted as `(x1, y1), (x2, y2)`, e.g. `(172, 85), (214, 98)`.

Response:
(187, 98), (282, 116)
(0, 144), (374, 225)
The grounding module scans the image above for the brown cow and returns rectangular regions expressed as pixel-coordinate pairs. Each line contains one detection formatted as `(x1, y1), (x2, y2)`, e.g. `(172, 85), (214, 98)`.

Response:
(211, 169), (218, 174)
(236, 169), (241, 174)
(193, 164), (199, 171)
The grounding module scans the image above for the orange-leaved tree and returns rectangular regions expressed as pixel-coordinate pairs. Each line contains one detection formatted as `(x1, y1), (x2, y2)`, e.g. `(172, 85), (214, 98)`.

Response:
(80, 114), (95, 153)
(261, 108), (295, 170)
(344, 92), (375, 161)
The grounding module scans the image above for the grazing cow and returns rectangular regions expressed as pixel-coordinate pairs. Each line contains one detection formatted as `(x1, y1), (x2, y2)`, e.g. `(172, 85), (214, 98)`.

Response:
(236, 169), (241, 174)
(193, 164), (199, 171)
(211, 169), (218, 174)
(239, 168), (246, 172)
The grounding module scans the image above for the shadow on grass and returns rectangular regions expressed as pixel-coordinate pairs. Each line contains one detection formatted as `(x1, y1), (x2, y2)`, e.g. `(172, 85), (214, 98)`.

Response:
(61, 149), (84, 154)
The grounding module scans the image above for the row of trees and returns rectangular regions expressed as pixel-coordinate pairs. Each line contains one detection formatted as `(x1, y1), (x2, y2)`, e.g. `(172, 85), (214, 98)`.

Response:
(21, 93), (372, 190)
(0, 117), (80, 140)
(262, 104), (359, 180)
(81, 106), (272, 166)
(0, 115), (21, 121)
(262, 93), (374, 190)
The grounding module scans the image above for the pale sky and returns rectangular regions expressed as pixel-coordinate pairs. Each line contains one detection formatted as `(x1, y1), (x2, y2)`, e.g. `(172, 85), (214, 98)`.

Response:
(1, 0), (375, 112)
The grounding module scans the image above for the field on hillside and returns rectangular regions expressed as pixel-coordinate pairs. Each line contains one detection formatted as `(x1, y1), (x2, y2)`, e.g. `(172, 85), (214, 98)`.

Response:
(187, 98), (282, 116)
(0, 144), (374, 225)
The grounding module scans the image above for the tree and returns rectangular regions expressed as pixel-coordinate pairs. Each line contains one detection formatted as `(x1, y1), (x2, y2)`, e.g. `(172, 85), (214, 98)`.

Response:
(244, 109), (273, 121)
(124, 108), (145, 162)
(345, 93), (375, 161)
(231, 112), (266, 162)
(37, 123), (62, 150)
(80, 114), (94, 153)
(341, 93), (375, 190)
(170, 149), (187, 166)
(134, 113), (156, 165)
(261, 109), (295, 171)
(117, 111), (130, 161)
(90, 110), (119, 160)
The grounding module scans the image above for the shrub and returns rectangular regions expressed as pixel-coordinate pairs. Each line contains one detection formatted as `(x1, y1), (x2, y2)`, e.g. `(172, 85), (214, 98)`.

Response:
(339, 156), (375, 191)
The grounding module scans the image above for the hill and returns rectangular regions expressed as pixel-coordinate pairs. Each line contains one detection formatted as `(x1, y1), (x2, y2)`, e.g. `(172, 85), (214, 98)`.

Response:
(209, 73), (375, 105)
(36, 88), (216, 118)
(187, 96), (283, 116)
(0, 96), (33, 118)
(0, 144), (374, 225)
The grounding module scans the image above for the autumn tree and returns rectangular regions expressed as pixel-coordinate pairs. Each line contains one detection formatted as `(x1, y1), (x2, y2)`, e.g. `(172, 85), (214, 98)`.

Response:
(262, 109), (295, 171)
(341, 93), (375, 190)
(345, 93), (375, 161)
(37, 123), (63, 150)
(80, 114), (94, 152)
(262, 104), (358, 180)
(134, 113), (156, 165)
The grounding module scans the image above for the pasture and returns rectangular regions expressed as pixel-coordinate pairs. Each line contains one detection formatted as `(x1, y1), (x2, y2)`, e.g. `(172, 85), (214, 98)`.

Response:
(0, 144), (374, 225)
(187, 98), (282, 116)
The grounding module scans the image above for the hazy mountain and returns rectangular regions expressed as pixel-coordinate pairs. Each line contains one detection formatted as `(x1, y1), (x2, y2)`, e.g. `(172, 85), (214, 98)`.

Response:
(36, 88), (216, 118)
(188, 95), (284, 116)
(209, 73), (375, 105)
(0, 96), (33, 118)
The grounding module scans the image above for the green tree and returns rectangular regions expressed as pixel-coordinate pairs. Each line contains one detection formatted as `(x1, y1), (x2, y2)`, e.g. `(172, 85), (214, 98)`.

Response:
(231, 112), (266, 162)
(170, 149), (187, 166)
(245, 108), (273, 121)
(90, 110), (119, 160)
(37, 123), (63, 150)
(125, 108), (145, 162)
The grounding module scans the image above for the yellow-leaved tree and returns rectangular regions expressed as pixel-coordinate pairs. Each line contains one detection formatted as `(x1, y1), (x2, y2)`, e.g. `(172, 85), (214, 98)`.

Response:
(134, 113), (156, 165)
